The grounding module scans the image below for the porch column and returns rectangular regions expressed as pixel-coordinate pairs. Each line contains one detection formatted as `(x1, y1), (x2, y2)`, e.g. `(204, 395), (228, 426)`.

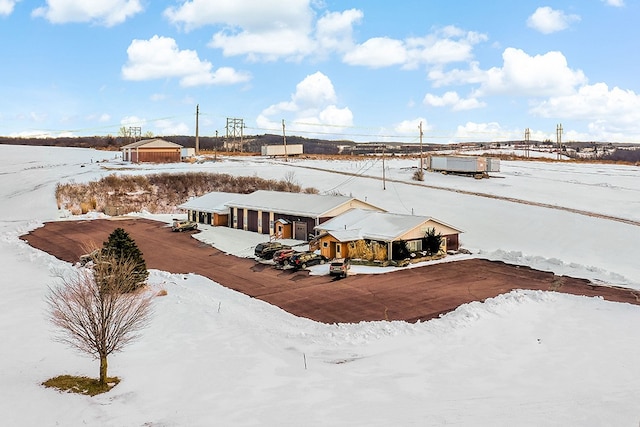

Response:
(269, 212), (274, 235)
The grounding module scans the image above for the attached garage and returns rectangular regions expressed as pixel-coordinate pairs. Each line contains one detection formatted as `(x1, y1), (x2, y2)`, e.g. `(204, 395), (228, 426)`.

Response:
(178, 192), (245, 227)
(225, 190), (385, 240)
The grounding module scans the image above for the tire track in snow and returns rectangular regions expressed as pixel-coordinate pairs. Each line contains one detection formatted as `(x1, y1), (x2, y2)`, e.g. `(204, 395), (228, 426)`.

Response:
(281, 162), (640, 228)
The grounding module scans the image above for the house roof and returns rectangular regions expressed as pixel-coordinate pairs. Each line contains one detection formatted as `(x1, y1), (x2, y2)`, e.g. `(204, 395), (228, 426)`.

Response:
(121, 138), (183, 149)
(316, 209), (463, 242)
(224, 190), (383, 218)
(178, 192), (245, 214)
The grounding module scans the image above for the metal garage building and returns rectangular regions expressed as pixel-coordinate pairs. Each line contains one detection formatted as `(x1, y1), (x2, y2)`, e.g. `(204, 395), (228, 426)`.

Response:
(121, 138), (183, 163)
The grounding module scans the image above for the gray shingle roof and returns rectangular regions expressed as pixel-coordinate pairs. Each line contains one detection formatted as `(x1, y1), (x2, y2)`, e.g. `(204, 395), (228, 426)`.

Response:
(178, 192), (244, 214)
(317, 209), (462, 242)
(224, 190), (379, 218)
(120, 138), (183, 149)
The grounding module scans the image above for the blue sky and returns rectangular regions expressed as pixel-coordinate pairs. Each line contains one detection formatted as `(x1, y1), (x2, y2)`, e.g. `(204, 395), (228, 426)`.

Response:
(1, 0), (638, 143)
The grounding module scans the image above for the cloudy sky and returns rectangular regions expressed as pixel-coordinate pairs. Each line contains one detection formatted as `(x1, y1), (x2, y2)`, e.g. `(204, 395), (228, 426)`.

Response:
(1, 0), (638, 143)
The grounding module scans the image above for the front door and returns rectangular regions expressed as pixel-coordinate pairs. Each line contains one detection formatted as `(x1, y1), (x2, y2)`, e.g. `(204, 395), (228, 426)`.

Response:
(294, 221), (307, 241)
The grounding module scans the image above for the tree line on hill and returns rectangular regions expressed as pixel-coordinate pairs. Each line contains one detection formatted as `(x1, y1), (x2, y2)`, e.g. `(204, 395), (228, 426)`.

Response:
(1, 135), (638, 161)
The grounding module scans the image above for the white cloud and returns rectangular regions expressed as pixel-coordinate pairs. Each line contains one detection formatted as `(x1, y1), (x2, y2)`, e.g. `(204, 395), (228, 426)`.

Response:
(154, 119), (190, 136)
(291, 71), (338, 107)
(527, 7), (580, 34)
(530, 83), (640, 132)
(603, 0), (624, 7)
(315, 9), (363, 54)
(428, 62), (486, 88)
(257, 71), (353, 138)
(343, 37), (407, 68)
(423, 91), (486, 111)
(209, 29), (313, 62)
(31, 0), (143, 26)
(344, 26), (486, 69)
(404, 27), (487, 69)
(165, 0), (314, 61)
(479, 48), (587, 97)
(394, 118), (432, 136)
(164, 2), (483, 68)
(429, 48), (587, 98)
(0, 0), (19, 16)
(454, 121), (517, 142)
(121, 36), (251, 87)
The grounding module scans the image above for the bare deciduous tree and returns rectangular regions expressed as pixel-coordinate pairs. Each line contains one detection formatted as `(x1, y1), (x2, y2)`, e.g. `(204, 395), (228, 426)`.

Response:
(46, 254), (154, 386)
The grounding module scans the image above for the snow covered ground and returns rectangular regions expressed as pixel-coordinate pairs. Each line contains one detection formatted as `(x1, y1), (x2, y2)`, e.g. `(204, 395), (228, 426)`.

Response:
(1, 144), (640, 426)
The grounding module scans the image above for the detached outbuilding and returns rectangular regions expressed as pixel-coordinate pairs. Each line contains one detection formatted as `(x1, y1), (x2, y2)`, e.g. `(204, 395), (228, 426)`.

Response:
(226, 190), (385, 241)
(315, 209), (463, 261)
(121, 138), (183, 163)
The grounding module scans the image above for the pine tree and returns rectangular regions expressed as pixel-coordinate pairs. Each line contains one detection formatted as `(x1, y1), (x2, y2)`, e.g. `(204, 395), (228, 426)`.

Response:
(102, 228), (148, 291)
(424, 227), (443, 255)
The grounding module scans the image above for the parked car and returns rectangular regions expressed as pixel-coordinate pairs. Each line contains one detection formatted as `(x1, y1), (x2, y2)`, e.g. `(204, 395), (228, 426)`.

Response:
(289, 251), (328, 270)
(272, 248), (296, 266)
(329, 258), (351, 278)
(172, 219), (198, 232)
(254, 241), (290, 259)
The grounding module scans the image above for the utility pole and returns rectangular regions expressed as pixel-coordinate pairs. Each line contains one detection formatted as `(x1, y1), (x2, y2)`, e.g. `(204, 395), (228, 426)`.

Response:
(282, 119), (288, 162)
(524, 128), (530, 158)
(382, 144), (386, 190)
(195, 104), (199, 155)
(556, 123), (563, 160)
(419, 121), (424, 171)
(214, 130), (218, 161)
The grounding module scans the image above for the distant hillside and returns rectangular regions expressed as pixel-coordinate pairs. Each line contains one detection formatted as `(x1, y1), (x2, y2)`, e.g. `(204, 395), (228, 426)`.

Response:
(1, 135), (638, 161)
(0, 134), (352, 155)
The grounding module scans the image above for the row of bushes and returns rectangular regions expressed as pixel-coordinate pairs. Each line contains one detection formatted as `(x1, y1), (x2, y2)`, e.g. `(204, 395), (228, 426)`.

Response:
(56, 172), (318, 215)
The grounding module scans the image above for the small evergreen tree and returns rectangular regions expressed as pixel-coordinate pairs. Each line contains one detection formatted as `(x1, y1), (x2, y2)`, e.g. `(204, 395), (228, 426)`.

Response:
(424, 228), (443, 255)
(393, 240), (411, 260)
(102, 228), (148, 291)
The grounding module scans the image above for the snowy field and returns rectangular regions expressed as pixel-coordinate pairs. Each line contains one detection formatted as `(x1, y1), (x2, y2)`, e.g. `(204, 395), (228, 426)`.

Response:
(1, 144), (640, 426)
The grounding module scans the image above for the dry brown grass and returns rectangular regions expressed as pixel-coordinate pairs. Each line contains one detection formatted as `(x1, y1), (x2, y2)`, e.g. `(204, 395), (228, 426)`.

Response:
(349, 240), (387, 261)
(56, 172), (318, 215)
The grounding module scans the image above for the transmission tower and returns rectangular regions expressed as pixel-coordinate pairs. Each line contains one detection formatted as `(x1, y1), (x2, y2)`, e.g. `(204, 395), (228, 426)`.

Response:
(128, 126), (141, 144)
(226, 118), (245, 152)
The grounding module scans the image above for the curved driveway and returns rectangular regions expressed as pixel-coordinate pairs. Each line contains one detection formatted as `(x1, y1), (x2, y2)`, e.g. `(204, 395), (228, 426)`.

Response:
(21, 218), (640, 323)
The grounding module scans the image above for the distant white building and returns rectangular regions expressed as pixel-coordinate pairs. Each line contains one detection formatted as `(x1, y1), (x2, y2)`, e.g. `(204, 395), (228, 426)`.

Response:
(261, 144), (303, 157)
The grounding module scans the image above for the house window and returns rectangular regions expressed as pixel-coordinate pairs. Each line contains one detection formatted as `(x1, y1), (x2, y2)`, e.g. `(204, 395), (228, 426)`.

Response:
(407, 240), (422, 252)
(323, 242), (328, 248)
(336, 244), (342, 255)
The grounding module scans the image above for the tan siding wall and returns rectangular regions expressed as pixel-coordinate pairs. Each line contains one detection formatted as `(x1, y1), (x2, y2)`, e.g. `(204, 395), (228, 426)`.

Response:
(322, 200), (384, 218)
